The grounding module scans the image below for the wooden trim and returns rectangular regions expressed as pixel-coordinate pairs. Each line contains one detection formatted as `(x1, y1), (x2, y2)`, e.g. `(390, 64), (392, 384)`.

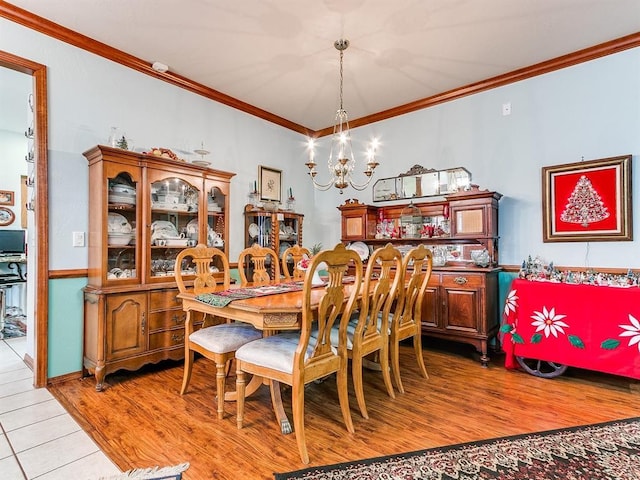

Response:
(314, 31), (640, 138)
(47, 370), (82, 386)
(49, 268), (88, 279)
(0, 49), (49, 388)
(2, 3), (638, 138)
(0, 3), (311, 136)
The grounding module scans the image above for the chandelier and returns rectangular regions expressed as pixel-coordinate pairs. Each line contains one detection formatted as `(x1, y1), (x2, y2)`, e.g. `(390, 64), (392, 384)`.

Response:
(305, 39), (380, 193)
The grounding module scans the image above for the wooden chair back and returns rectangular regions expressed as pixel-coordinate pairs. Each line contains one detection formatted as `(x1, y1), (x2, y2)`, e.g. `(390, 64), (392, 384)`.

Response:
(355, 243), (404, 342)
(299, 243), (363, 368)
(174, 243), (230, 294)
(281, 244), (311, 281)
(237, 243), (280, 286)
(396, 244), (433, 330)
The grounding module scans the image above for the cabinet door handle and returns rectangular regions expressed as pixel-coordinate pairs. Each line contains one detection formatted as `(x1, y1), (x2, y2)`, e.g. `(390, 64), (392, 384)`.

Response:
(141, 312), (146, 334)
(171, 333), (185, 343)
(171, 313), (186, 324)
(454, 276), (468, 285)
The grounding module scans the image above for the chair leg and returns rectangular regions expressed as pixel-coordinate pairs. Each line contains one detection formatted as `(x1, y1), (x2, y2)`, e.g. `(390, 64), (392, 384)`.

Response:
(180, 349), (194, 395)
(216, 361), (227, 420)
(291, 380), (309, 464)
(413, 333), (429, 380)
(351, 354), (368, 419)
(236, 365), (246, 429)
(390, 338), (405, 394)
(379, 343), (396, 399)
(337, 363), (355, 434)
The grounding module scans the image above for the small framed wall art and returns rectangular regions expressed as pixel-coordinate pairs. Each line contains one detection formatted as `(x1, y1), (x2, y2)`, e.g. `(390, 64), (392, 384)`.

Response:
(0, 207), (15, 226)
(0, 190), (14, 206)
(542, 154), (632, 242)
(259, 165), (282, 203)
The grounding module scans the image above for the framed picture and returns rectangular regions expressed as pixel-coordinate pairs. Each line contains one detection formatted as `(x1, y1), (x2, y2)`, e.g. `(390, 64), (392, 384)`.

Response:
(0, 190), (14, 206)
(542, 155), (632, 242)
(0, 207), (15, 226)
(259, 165), (282, 202)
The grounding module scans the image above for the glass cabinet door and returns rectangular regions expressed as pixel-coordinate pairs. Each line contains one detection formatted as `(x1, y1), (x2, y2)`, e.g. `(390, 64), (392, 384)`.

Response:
(149, 175), (200, 281)
(206, 185), (226, 248)
(277, 212), (302, 258)
(106, 171), (139, 284)
(245, 210), (273, 250)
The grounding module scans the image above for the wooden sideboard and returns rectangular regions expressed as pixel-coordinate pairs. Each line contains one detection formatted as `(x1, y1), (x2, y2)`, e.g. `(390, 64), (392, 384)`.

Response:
(338, 189), (502, 365)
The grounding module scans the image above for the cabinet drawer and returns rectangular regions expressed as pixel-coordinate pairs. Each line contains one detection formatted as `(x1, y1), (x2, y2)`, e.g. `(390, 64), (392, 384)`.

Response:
(148, 309), (186, 331)
(440, 273), (484, 288)
(149, 289), (181, 311)
(149, 329), (185, 351)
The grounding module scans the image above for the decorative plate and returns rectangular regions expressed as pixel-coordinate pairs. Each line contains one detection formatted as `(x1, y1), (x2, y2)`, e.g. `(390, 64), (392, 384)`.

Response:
(279, 242), (292, 258)
(108, 212), (132, 233)
(248, 223), (259, 238)
(348, 241), (370, 261)
(192, 160), (211, 167)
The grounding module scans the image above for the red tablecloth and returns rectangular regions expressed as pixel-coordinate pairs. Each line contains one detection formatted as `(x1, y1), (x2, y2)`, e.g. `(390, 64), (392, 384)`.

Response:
(502, 278), (640, 380)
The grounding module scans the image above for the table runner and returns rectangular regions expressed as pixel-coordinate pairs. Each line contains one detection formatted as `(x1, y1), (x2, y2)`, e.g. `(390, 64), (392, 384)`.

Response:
(196, 281), (304, 307)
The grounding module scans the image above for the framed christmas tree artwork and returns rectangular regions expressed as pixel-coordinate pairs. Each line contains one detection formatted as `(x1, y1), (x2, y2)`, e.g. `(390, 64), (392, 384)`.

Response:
(542, 155), (632, 242)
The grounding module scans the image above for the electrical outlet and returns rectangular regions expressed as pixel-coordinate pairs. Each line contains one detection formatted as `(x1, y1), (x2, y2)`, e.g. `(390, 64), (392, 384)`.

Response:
(502, 102), (512, 116)
(73, 231), (85, 247)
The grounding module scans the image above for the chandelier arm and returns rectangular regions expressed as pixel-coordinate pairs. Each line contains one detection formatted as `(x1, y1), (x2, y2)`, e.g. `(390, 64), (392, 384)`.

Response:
(308, 175), (336, 191)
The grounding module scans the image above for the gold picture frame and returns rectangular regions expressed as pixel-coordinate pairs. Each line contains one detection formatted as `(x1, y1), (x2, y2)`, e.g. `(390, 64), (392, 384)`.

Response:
(259, 165), (282, 203)
(542, 155), (632, 242)
(0, 190), (14, 206)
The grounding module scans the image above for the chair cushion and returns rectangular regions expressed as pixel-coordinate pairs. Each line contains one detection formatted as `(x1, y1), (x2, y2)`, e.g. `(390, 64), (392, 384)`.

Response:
(189, 323), (262, 354)
(236, 333), (317, 374)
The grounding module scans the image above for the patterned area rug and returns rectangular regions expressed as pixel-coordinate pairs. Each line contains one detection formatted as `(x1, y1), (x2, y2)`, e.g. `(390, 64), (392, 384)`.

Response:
(275, 417), (640, 480)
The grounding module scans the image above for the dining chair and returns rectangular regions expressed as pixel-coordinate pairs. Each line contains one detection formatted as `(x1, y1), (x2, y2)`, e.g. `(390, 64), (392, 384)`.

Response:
(235, 243), (363, 464)
(328, 242), (402, 419)
(175, 244), (262, 419)
(280, 244), (311, 281)
(237, 243), (281, 286)
(389, 244), (433, 394)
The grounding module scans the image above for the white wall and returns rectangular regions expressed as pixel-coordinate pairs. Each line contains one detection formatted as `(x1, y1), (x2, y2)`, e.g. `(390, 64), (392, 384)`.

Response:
(311, 48), (640, 269)
(0, 18), (312, 268)
(2, 18), (640, 273)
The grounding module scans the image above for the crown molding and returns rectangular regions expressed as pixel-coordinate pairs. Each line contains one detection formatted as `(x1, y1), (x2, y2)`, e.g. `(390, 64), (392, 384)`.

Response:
(2, 2), (639, 138)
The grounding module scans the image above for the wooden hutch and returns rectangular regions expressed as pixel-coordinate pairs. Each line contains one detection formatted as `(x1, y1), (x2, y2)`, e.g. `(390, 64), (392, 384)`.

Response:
(339, 188), (502, 366)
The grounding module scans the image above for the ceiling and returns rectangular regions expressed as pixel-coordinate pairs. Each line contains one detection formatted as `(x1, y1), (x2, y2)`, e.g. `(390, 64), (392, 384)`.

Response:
(4, 0), (640, 132)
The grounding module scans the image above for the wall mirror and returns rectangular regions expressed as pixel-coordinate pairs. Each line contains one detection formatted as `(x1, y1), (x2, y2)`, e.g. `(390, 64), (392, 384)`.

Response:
(372, 165), (471, 202)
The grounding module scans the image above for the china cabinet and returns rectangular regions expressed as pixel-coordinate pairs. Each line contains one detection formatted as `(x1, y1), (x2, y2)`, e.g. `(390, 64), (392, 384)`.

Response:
(243, 204), (304, 279)
(338, 188), (502, 365)
(82, 145), (234, 390)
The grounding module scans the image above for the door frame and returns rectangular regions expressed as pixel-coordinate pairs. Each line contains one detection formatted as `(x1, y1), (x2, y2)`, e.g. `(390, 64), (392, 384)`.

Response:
(0, 50), (49, 388)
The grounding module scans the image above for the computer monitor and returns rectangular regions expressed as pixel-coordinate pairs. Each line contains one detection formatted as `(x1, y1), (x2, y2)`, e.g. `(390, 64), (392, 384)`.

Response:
(0, 229), (26, 254)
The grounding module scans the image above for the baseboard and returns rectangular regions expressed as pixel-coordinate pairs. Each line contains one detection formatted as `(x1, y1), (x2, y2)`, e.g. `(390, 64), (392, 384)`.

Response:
(23, 352), (34, 370)
(47, 370), (83, 386)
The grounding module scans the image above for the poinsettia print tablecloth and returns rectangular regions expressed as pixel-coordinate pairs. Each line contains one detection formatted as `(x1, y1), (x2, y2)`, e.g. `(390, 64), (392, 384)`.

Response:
(502, 278), (640, 380)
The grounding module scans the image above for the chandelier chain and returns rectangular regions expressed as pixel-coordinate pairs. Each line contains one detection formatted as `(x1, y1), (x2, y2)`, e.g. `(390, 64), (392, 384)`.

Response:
(339, 49), (344, 112)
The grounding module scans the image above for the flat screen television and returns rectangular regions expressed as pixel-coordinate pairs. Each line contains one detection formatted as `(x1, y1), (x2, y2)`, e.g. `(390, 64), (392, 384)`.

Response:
(0, 229), (26, 254)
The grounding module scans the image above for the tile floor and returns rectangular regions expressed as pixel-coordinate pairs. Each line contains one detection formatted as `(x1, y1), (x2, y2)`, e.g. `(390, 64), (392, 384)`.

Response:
(0, 336), (121, 479)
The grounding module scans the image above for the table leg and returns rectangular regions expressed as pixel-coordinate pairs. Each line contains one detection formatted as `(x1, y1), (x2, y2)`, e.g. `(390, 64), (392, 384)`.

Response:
(269, 380), (292, 434)
(224, 374), (262, 401)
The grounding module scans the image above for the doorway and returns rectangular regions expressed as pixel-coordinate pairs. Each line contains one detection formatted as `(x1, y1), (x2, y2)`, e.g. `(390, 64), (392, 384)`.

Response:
(0, 49), (49, 387)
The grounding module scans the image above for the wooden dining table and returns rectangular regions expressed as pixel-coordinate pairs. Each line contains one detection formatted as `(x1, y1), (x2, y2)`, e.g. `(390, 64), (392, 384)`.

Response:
(177, 279), (362, 434)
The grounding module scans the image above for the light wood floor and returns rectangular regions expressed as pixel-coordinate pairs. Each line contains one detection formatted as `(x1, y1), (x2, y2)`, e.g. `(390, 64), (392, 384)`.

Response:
(48, 340), (639, 480)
